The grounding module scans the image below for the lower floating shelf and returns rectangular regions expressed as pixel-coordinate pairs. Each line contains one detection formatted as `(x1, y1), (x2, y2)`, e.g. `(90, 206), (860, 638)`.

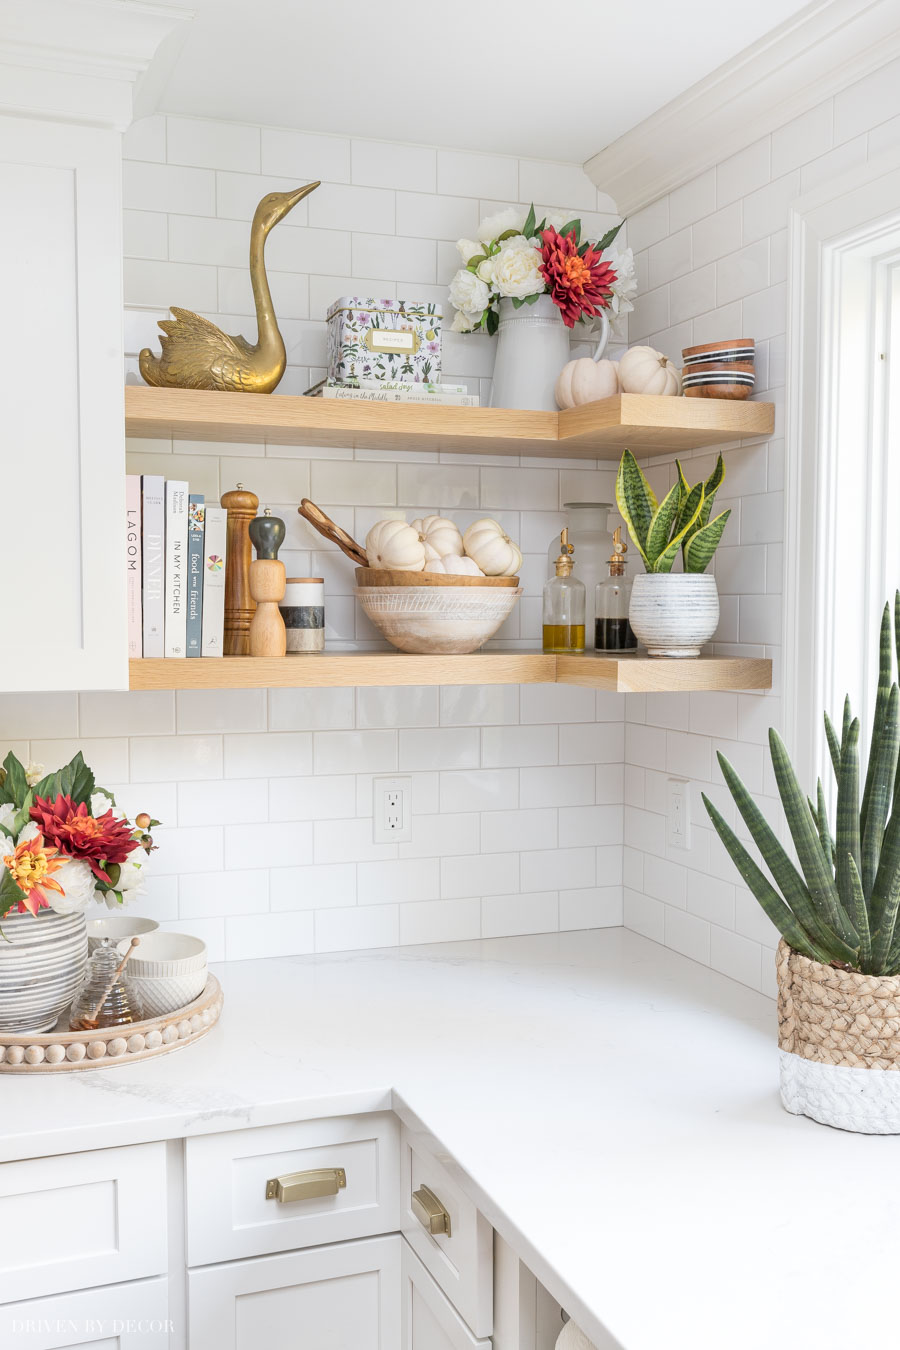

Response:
(129, 653), (771, 693)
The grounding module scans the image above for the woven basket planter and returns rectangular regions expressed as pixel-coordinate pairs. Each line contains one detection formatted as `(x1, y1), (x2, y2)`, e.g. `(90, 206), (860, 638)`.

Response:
(777, 939), (900, 1132)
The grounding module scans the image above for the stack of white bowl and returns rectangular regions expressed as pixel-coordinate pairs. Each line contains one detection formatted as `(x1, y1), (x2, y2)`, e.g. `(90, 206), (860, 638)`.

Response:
(117, 931), (208, 1018)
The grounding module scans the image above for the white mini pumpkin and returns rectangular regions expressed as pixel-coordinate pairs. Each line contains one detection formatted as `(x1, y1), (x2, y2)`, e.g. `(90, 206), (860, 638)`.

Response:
(425, 554), (484, 576)
(617, 345), (681, 396)
(411, 515), (464, 561)
(462, 518), (522, 577)
(365, 519), (426, 571)
(555, 357), (619, 410)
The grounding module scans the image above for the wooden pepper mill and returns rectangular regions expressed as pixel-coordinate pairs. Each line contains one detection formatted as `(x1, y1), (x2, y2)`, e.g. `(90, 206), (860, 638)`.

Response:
(248, 509), (287, 657)
(221, 483), (259, 656)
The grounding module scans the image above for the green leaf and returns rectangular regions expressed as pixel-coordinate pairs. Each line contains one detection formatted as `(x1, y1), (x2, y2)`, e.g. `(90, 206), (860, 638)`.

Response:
(522, 205), (536, 238)
(651, 488), (705, 574)
(834, 718), (867, 964)
(495, 229), (519, 242)
(615, 450), (657, 568)
(644, 481), (682, 567)
(861, 603), (893, 842)
(700, 454), (725, 527)
(58, 752), (95, 806)
(560, 219), (581, 241)
(523, 293), (540, 305)
(511, 296), (524, 309)
(595, 222), (623, 252)
(717, 750), (856, 962)
(861, 684), (900, 897)
(702, 793), (832, 963)
(675, 479), (703, 535)
(683, 509), (731, 573)
(769, 728), (859, 948)
(1, 753), (27, 809)
(0, 866), (24, 920)
(815, 779), (836, 868)
(845, 854), (872, 971)
(824, 712), (842, 781)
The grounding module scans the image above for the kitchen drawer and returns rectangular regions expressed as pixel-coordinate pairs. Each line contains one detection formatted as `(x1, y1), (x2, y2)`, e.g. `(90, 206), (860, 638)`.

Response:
(403, 1238), (491, 1350)
(0, 1275), (169, 1350)
(185, 1112), (399, 1264)
(188, 1235), (400, 1350)
(0, 1143), (167, 1304)
(400, 1125), (492, 1339)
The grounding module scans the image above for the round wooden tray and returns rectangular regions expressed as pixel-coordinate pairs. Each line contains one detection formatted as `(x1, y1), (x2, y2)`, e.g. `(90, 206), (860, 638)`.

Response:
(0, 974), (223, 1073)
(355, 567), (519, 588)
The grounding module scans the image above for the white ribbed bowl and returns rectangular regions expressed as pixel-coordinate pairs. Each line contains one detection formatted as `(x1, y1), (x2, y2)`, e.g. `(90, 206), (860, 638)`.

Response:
(629, 573), (719, 657)
(87, 915), (159, 954)
(357, 585), (521, 654)
(117, 931), (207, 1018)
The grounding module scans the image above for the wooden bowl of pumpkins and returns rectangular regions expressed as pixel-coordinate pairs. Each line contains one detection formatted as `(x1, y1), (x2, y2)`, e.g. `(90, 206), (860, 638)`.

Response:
(358, 515), (522, 654)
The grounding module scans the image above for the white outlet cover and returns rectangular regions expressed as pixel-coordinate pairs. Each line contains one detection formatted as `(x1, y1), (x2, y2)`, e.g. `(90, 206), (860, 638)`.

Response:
(667, 777), (691, 851)
(373, 775), (412, 844)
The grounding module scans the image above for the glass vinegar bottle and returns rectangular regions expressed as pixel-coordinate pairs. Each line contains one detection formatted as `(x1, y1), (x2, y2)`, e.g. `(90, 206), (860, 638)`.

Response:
(595, 526), (637, 652)
(542, 529), (585, 653)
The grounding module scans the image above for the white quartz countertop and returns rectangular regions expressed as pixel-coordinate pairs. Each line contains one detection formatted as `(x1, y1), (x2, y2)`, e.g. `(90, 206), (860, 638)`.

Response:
(1, 928), (895, 1350)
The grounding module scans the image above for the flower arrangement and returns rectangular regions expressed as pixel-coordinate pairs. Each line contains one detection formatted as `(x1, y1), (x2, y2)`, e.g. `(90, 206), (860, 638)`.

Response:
(0, 752), (158, 920)
(448, 205), (636, 335)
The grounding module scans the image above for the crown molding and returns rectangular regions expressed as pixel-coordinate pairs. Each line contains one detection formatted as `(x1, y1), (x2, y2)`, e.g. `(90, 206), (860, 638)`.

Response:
(584, 0), (900, 216)
(0, 0), (192, 129)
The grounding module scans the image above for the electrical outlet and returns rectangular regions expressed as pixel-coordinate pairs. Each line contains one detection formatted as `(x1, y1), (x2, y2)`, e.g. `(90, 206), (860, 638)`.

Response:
(373, 776), (412, 843)
(667, 777), (691, 850)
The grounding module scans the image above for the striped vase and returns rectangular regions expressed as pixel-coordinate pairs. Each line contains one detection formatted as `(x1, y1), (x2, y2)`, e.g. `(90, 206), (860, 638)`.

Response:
(629, 573), (719, 657)
(0, 910), (88, 1033)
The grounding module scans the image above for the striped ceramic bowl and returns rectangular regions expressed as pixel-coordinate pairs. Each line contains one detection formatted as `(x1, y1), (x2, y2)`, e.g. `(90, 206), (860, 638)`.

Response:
(681, 339), (755, 400)
(0, 911), (88, 1033)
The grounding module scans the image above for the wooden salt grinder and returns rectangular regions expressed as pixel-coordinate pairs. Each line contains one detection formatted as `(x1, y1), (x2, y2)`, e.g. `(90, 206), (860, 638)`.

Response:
(248, 509), (287, 657)
(221, 483), (259, 655)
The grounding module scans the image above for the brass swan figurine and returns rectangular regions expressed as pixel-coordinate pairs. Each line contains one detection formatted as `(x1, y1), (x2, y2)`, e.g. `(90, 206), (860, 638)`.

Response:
(139, 181), (320, 394)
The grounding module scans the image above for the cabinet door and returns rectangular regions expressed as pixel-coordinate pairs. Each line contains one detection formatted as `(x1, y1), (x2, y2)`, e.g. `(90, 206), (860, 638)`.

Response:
(188, 1235), (401, 1350)
(0, 1276), (168, 1350)
(402, 1240), (491, 1350)
(0, 115), (126, 690)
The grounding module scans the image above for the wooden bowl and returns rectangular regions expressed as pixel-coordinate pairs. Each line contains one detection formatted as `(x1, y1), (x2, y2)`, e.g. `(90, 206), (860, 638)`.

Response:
(682, 338), (755, 367)
(355, 567), (519, 588)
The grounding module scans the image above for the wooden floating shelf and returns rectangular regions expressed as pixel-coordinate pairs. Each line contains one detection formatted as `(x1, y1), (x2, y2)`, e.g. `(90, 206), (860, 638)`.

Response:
(125, 387), (775, 461)
(129, 653), (772, 693)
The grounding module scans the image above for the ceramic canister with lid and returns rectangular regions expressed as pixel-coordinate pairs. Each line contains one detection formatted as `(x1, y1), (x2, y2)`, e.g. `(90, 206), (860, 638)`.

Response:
(280, 578), (325, 652)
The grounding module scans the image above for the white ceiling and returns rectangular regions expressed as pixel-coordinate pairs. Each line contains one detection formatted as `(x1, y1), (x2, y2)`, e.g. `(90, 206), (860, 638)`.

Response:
(153, 0), (814, 164)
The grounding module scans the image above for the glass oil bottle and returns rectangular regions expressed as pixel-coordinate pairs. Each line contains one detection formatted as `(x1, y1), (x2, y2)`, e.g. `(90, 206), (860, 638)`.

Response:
(595, 527), (637, 652)
(542, 528), (585, 653)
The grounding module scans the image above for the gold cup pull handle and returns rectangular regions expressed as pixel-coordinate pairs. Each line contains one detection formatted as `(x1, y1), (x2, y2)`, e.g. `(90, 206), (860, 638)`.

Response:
(265, 1167), (347, 1204)
(411, 1184), (451, 1237)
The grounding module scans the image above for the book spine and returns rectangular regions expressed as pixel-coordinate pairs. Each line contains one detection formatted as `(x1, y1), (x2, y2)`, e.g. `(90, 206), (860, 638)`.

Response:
(141, 475), (166, 658)
(125, 475), (142, 659)
(321, 387), (479, 407)
(350, 379), (469, 394)
(200, 507), (227, 658)
(186, 495), (205, 658)
(164, 480), (189, 658)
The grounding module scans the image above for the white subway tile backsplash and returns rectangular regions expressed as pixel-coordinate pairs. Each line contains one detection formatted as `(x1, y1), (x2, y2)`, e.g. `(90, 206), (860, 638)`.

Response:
(226, 911), (315, 960)
(315, 903), (399, 953)
(180, 869), (269, 918)
(309, 182), (395, 234)
(401, 811), (479, 859)
(314, 730), (397, 775)
(482, 890), (558, 939)
(522, 847), (594, 892)
(269, 774), (357, 822)
(520, 765), (594, 809)
(716, 136), (770, 208)
(352, 139), (436, 192)
(0, 692), (77, 740)
(358, 857), (439, 905)
(124, 159), (216, 215)
(668, 169), (716, 232)
(396, 191), (479, 241)
(560, 886), (623, 930)
(440, 685), (519, 727)
(399, 727), (479, 772)
(833, 56), (900, 144)
(482, 808), (556, 854)
(178, 778), (268, 826)
(399, 897), (481, 945)
(124, 258), (217, 313)
(483, 725), (558, 768)
(352, 233), (436, 284)
(130, 734), (221, 783)
(124, 116), (166, 163)
(270, 862), (356, 910)
(438, 149), (517, 202)
(167, 117), (260, 173)
(225, 820), (312, 870)
(176, 688), (267, 734)
(155, 824), (224, 875)
(441, 851), (518, 899)
(440, 768), (519, 813)
(261, 127), (351, 182)
(225, 732), (312, 779)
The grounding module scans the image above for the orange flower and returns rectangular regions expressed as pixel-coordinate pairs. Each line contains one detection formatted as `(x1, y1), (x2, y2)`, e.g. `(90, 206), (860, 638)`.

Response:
(2, 832), (66, 916)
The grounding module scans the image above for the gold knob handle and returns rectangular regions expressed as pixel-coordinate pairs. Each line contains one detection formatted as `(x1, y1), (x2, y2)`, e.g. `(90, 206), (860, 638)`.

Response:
(265, 1167), (347, 1203)
(411, 1184), (451, 1237)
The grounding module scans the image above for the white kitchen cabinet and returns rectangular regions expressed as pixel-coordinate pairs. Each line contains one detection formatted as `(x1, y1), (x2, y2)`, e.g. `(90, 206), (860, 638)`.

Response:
(492, 1236), (563, 1350)
(0, 1), (182, 691)
(402, 1238), (491, 1350)
(187, 1235), (402, 1350)
(0, 1276), (168, 1350)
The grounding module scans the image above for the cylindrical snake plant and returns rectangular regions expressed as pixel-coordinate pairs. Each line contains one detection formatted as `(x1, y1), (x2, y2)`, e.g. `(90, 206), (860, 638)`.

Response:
(615, 449), (731, 574)
(703, 595), (900, 974)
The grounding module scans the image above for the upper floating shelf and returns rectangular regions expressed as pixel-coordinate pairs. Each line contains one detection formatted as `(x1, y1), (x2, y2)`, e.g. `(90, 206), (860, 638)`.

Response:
(129, 653), (772, 693)
(124, 387), (775, 461)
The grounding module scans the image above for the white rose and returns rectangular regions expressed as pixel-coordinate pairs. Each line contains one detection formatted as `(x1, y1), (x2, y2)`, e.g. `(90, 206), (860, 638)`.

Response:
(448, 269), (489, 317)
(115, 854), (146, 893)
(90, 792), (114, 818)
(450, 310), (478, 333)
(456, 238), (481, 264)
(475, 256), (495, 284)
(0, 804), (16, 836)
(24, 762), (44, 788)
(491, 243), (544, 299)
(476, 207), (524, 243)
(48, 858), (97, 915)
(17, 821), (40, 844)
(606, 245), (637, 323)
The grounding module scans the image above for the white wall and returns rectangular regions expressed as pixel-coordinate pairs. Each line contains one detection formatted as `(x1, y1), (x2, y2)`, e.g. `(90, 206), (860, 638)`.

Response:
(620, 56), (900, 995)
(0, 116), (626, 961)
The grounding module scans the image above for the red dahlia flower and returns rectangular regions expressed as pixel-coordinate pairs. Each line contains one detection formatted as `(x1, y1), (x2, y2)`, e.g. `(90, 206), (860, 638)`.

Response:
(30, 794), (139, 884)
(539, 227), (617, 328)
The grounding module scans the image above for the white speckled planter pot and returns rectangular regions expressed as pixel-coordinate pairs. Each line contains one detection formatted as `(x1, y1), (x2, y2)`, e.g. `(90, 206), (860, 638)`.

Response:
(777, 940), (900, 1133)
(628, 572), (719, 657)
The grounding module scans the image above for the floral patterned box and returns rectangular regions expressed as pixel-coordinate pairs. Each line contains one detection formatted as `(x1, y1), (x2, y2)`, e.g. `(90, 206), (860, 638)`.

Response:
(326, 298), (442, 383)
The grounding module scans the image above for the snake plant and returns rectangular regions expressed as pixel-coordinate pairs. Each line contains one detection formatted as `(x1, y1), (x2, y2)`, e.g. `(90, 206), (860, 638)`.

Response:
(703, 596), (900, 974)
(615, 449), (731, 574)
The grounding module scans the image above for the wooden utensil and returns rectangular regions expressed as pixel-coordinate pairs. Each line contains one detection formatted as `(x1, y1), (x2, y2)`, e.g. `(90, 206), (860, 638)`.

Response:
(84, 938), (140, 1027)
(298, 498), (368, 567)
(221, 483), (259, 655)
